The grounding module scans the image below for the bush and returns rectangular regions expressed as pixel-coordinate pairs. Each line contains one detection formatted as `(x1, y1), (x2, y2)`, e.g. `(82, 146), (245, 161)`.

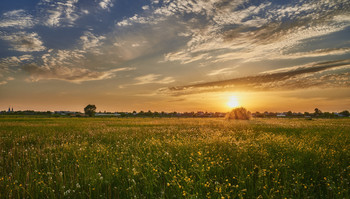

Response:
(225, 107), (251, 120)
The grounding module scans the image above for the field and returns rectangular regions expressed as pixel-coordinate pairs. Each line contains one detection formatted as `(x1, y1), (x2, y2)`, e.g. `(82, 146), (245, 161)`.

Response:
(0, 117), (349, 198)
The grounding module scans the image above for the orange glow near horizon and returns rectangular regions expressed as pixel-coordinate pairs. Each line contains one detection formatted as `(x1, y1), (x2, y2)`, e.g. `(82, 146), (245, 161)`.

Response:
(1, 89), (349, 113)
(227, 96), (239, 108)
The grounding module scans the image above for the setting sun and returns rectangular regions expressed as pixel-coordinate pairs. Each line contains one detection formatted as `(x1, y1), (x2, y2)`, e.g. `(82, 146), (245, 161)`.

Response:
(227, 96), (239, 108)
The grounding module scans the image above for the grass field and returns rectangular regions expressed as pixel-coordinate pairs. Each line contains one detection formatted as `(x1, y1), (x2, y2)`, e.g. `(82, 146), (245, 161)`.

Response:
(0, 117), (349, 198)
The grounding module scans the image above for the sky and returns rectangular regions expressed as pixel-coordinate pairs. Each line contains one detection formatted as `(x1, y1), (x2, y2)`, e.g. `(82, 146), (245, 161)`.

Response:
(0, 0), (350, 113)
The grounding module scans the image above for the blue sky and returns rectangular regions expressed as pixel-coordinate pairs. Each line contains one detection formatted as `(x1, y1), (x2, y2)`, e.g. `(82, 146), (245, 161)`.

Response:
(0, 0), (350, 112)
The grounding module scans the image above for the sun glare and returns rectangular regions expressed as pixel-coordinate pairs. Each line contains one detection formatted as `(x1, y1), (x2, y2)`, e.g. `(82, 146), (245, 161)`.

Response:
(227, 96), (239, 108)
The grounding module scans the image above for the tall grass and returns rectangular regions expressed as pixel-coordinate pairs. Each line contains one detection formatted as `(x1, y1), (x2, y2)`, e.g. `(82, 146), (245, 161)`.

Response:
(0, 117), (349, 198)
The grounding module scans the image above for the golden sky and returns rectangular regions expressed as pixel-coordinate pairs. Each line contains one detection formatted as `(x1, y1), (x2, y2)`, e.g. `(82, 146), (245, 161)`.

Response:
(1, 0), (350, 112)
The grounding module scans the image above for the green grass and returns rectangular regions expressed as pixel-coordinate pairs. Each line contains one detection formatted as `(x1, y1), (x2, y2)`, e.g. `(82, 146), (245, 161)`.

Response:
(0, 117), (349, 198)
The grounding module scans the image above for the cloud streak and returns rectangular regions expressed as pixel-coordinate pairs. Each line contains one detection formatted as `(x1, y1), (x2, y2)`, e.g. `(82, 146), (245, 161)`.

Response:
(134, 74), (175, 85)
(23, 64), (135, 83)
(164, 59), (350, 95)
(207, 67), (236, 76)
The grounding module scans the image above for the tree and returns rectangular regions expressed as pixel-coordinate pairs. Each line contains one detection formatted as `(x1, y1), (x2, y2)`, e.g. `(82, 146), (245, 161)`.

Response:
(225, 107), (251, 120)
(255, 111), (264, 118)
(84, 104), (96, 117)
(314, 108), (322, 116)
(323, 112), (332, 118)
(340, 110), (349, 117)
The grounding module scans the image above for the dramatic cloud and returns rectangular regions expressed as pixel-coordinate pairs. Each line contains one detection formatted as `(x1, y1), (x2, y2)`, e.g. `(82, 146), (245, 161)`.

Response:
(134, 74), (175, 85)
(164, 59), (350, 95)
(0, 0), (349, 111)
(116, 0), (350, 65)
(0, 9), (35, 29)
(23, 64), (134, 83)
(166, 14), (350, 64)
(0, 31), (45, 52)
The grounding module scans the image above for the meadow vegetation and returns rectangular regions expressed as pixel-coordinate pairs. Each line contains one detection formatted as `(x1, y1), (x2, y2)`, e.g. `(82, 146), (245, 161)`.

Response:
(0, 117), (349, 198)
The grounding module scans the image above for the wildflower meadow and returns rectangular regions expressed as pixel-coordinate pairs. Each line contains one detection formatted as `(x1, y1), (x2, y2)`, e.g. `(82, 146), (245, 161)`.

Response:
(0, 117), (349, 198)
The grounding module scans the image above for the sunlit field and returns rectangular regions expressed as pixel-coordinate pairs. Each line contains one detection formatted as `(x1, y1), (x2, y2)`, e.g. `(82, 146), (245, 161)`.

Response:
(0, 117), (349, 198)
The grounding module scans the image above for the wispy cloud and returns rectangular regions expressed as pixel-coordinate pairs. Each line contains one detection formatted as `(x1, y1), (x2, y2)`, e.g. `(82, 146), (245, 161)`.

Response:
(134, 74), (175, 85)
(23, 64), (134, 83)
(0, 81), (8, 85)
(0, 31), (45, 52)
(163, 59), (350, 95)
(0, 76), (15, 86)
(278, 48), (350, 60)
(164, 52), (211, 64)
(0, 9), (35, 29)
(116, 14), (164, 27)
(207, 67), (236, 76)
(167, 14), (350, 64)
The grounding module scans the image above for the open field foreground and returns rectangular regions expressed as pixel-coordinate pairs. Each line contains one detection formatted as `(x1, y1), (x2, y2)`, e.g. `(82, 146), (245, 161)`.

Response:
(0, 118), (349, 198)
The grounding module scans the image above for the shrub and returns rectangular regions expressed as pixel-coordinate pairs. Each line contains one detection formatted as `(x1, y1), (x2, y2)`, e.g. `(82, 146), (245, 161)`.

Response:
(225, 107), (251, 120)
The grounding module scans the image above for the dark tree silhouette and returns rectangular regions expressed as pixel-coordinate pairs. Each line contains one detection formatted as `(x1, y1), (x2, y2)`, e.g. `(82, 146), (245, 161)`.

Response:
(314, 108), (322, 116)
(340, 110), (349, 117)
(84, 104), (96, 117)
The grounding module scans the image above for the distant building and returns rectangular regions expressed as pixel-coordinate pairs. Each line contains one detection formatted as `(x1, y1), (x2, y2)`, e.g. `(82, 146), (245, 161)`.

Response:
(334, 113), (345, 117)
(7, 107), (13, 113)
